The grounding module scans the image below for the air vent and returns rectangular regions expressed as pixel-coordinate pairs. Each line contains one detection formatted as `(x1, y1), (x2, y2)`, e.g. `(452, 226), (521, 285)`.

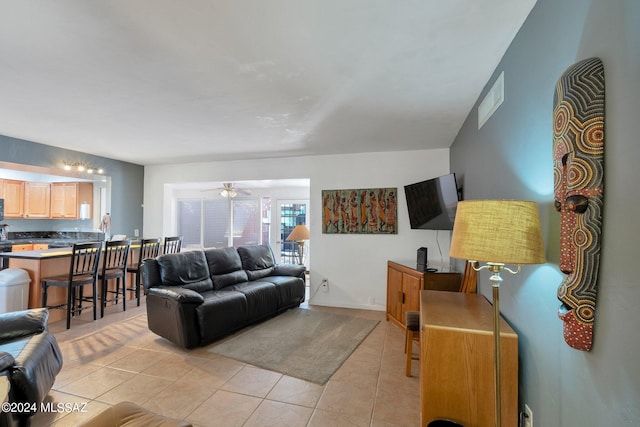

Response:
(478, 71), (504, 129)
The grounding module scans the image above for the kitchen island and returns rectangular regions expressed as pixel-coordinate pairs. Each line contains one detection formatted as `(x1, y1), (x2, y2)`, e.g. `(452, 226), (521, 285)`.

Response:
(0, 245), (139, 324)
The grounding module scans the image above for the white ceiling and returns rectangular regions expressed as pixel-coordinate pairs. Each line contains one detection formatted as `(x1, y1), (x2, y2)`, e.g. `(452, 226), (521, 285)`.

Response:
(0, 1), (536, 166)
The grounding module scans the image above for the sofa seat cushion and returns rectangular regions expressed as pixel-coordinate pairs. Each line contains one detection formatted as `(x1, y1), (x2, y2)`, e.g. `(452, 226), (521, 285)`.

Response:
(0, 332), (63, 405)
(157, 251), (213, 293)
(196, 291), (248, 343)
(225, 281), (279, 322)
(204, 247), (249, 290)
(254, 276), (306, 309)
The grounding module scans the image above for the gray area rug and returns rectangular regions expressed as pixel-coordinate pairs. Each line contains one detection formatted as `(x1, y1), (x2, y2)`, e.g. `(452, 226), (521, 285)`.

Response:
(207, 308), (379, 384)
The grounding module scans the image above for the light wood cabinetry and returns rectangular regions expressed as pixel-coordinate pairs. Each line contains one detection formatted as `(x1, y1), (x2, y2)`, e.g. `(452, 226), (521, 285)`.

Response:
(11, 244), (34, 252)
(420, 290), (518, 427)
(50, 182), (93, 219)
(0, 179), (92, 220)
(11, 243), (49, 251)
(24, 182), (51, 218)
(386, 260), (461, 329)
(0, 179), (25, 218)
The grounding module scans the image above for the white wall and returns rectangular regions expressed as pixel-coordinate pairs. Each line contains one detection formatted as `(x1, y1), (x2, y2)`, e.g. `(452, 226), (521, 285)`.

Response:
(144, 148), (452, 311)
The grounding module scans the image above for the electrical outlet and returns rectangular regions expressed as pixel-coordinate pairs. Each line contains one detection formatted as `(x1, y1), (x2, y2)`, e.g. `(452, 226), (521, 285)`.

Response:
(523, 404), (533, 427)
(134, 229), (140, 237)
(321, 279), (329, 292)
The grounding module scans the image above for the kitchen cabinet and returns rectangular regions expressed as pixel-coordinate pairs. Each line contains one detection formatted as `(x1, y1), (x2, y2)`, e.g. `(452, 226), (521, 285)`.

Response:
(0, 179), (25, 218)
(24, 182), (51, 218)
(50, 182), (93, 219)
(11, 243), (49, 251)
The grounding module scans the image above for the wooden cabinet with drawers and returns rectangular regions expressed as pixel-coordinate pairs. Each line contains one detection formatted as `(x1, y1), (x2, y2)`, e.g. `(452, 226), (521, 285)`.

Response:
(11, 243), (49, 252)
(420, 290), (518, 427)
(386, 260), (461, 329)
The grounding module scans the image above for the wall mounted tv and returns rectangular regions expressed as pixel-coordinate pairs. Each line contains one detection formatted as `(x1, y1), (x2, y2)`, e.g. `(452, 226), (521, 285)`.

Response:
(404, 173), (460, 230)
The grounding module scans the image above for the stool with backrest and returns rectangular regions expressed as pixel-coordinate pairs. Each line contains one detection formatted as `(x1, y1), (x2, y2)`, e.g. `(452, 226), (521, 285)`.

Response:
(163, 236), (182, 255)
(99, 239), (131, 318)
(405, 310), (421, 376)
(126, 238), (161, 306)
(41, 241), (102, 329)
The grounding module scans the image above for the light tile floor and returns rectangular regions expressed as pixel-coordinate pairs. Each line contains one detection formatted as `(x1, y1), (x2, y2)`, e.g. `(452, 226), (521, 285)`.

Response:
(36, 299), (421, 426)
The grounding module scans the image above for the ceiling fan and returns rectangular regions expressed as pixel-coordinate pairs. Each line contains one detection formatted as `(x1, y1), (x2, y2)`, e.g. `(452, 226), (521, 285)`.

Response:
(202, 182), (251, 198)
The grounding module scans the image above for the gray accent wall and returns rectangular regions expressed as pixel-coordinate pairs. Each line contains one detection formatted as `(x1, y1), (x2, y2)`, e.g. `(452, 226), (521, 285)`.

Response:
(450, 0), (639, 425)
(0, 135), (144, 238)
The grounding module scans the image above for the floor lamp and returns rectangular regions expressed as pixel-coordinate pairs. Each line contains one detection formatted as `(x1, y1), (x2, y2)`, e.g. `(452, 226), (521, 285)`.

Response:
(449, 200), (545, 427)
(286, 225), (310, 266)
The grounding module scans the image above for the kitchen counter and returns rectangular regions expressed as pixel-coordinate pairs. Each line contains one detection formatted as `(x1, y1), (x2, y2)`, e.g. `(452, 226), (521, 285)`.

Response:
(0, 230), (105, 249)
(0, 247), (73, 260)
(1, 243), (141, 324)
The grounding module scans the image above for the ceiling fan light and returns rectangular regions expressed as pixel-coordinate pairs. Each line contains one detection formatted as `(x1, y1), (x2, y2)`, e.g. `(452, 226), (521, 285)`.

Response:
(220, 189), (237, 198)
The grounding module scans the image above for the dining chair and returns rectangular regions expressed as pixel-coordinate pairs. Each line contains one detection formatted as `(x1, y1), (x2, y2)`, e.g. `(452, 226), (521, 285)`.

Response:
(163, 236), (182, 255)
(41, 241), (102, 329)
(98, 239), (131, 317)
(126, 238), (161, 306)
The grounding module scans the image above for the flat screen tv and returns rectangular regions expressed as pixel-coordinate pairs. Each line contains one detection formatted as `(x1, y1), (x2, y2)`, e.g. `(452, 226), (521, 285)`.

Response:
(404, 173), (459, 230)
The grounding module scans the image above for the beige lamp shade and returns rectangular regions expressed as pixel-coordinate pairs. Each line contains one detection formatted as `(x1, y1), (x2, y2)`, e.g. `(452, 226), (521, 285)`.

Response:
(286, 225), (310, 241)
(450, 200), (545, 265)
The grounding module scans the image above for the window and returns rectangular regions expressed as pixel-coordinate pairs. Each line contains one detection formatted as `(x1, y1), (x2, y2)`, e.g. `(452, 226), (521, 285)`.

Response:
(177, 198), (265, 249)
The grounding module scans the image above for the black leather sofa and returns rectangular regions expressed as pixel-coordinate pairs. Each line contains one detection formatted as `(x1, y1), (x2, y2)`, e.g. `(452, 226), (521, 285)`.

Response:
(0, 308), (63, 426)
(141, 245), (306, 348)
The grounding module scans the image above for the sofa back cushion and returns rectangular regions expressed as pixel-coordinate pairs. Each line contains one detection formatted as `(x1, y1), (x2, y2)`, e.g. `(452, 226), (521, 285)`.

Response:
(156, 251), (214, 293)
(204, 247), (249, 290)
(237, 245), (276, 281)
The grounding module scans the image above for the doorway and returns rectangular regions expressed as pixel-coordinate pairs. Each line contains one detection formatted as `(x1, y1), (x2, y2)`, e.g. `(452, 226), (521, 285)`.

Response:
(274, 200), (309, 265)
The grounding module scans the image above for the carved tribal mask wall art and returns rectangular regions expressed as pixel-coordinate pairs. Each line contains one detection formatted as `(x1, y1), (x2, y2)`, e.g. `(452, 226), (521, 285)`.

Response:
(553, 57), (605, 351)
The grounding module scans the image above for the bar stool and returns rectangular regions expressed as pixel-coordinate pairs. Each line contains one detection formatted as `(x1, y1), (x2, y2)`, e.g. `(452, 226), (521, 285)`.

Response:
(163, 236), (182, 254)
(41, 241), (102, 329)
(126, 238), (161, 306)
(98, 239), (131, 317)
(405, 310), (420, 376)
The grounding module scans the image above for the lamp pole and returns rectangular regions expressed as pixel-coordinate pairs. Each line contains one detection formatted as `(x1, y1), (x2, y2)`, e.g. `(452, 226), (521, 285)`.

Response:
(488, 263), (504, 427)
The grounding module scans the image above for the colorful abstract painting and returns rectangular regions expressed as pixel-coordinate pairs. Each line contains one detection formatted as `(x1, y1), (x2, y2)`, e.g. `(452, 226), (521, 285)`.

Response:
(322, 188), (397, 234)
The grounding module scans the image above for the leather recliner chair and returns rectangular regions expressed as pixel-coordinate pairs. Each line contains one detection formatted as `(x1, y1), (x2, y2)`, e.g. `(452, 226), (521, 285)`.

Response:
(0, 308), (63, 426)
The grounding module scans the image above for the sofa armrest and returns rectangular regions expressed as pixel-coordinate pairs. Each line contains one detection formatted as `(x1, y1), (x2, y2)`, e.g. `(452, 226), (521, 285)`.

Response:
(0, 351), (15, 372)
(0, 308), (49, 342)
(273, 264), (306, 279)
(141, 258), (162, 291)
(146, 287), (203, 349)
(147, 287), (205, 305)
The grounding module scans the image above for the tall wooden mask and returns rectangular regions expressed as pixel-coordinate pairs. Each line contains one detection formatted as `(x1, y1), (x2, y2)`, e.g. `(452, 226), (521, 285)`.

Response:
(553, 57), (605, 351)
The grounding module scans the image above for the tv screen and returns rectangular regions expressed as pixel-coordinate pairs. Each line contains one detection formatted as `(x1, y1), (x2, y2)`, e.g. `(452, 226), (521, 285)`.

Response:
(404, 173), (459, 230)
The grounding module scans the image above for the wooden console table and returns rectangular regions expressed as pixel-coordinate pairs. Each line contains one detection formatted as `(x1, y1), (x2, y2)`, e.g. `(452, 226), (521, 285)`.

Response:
(420, 290), (518, 427)
(386, 260), (461, 329)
